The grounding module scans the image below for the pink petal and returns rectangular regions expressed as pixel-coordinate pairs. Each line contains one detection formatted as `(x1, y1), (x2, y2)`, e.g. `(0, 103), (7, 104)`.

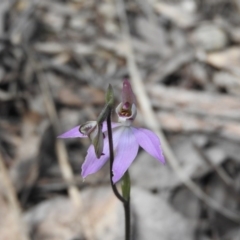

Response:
(81, 126), (124, 178)
(102, 121), (121, 132)
(58, 122), (121, 139)
(112, 127), (139, 183)
(58, 126), (86, 138)
(81, 144), (109, 178)
(132, 127), (165, 164)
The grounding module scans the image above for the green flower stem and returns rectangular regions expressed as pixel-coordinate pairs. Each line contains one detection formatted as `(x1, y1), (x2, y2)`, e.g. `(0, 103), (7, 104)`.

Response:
(122, 171), (131, 240)
(106, 112), (131, 240)
(124, 200), (131, 240)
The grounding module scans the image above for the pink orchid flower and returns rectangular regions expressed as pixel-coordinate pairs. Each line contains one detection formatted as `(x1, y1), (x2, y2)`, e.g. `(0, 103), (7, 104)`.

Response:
(58, 80), (165, 183)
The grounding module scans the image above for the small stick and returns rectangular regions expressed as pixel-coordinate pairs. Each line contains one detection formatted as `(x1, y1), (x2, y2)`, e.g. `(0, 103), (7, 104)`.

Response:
(0, 152), (30, 240)
(37, 70), (94, 239)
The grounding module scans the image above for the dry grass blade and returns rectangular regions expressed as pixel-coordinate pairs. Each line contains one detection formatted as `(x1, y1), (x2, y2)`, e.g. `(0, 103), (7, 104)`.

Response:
(0, 152), (30, 240)
(116, 0), (240, 223)
(37, 70), (94, 240)
(192, 143), (240, 205)
(38, 72), (78, 202)
(193, 143), (235, 188)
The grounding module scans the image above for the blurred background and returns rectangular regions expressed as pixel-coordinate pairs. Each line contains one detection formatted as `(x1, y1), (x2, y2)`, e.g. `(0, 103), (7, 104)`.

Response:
(0, 0), (240, 239)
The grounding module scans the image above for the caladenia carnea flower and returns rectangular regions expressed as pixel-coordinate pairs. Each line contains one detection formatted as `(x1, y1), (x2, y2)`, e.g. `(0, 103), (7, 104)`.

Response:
(58, 80), (165, 183)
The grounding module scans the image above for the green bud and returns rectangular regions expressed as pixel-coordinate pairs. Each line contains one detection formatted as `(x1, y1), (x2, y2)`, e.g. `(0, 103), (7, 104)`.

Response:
(105, 84), (114, 107)
(97, 104), (110, 124)
(121, 171), (131, 201)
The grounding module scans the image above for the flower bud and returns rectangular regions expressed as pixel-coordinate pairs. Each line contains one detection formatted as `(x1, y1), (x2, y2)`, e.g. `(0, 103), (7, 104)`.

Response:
(105, 84), (114, 107)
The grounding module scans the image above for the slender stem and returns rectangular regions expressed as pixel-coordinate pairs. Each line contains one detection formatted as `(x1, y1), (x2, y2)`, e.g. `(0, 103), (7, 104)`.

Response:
(124, 200), (131, 240)
(106, 114), (126, 203)
(106, 113), (131, 240)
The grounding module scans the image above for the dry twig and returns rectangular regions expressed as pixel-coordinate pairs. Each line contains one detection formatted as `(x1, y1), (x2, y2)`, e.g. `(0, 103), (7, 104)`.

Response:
(36, 69), (94, 240)
(0, 152), (30, 240)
